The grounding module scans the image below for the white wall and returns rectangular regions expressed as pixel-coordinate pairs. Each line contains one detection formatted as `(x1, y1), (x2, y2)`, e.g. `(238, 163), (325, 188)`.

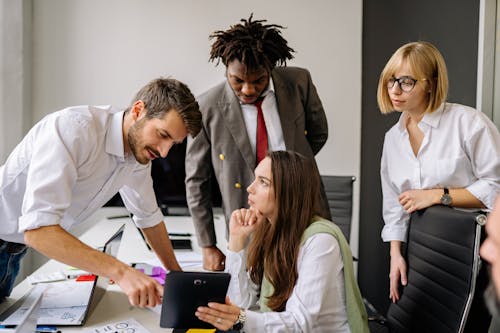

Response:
(0, 0), (31, 163)
(31, 0), (362, 251)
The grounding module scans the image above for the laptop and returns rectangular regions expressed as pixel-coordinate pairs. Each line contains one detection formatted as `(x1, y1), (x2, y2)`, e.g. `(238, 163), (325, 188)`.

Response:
(76, 223), (125, 325)
(0, 224), (125, 327)
(159, 271), (231, 329)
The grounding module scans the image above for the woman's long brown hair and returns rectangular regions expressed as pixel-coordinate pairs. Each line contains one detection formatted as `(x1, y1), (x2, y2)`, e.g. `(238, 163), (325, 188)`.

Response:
(246, 151), (323, 311)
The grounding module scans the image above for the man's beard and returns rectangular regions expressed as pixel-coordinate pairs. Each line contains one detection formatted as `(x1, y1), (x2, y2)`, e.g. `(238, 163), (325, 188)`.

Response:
(485, 282), (500, 317)
(128, 119), (148, 165)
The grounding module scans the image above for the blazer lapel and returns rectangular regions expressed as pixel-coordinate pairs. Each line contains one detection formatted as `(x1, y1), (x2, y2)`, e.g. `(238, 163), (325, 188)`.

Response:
(272, 70), (296, 151)
(219, 82), (256, 169)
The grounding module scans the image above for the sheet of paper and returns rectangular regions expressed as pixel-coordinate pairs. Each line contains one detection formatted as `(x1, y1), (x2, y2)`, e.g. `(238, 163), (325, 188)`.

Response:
(1, 280), (93, 325)
(2, 303), (87, 326)
(40, 280), (94, 308)
(84, 317), (151, 333)
(37, 306), (88, 325)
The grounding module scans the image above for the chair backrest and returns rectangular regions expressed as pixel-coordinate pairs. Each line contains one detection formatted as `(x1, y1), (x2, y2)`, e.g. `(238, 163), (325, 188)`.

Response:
(320, 175), (355, 242)
(386, 205), (485, 333)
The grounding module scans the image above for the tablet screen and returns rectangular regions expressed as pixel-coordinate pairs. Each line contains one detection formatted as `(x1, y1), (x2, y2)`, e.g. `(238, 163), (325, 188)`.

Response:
(159, 271), (231, 329)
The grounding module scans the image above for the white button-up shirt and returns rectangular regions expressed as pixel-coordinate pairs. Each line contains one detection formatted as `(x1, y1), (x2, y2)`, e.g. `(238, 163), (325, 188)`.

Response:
(381, 103), (500, 242)
(0, 105), (163, 243)
(240, 78), (287, 155)
(226, 233), (349, 332)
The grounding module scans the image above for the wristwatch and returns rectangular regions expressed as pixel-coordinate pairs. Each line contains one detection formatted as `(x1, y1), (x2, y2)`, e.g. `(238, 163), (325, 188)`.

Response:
(440, 188), (452, 206)
(233, 308), (247, 330)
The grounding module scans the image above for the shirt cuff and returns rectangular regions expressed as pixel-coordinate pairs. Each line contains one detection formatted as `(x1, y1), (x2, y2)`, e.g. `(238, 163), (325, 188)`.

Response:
(225, 249), (245, 272)
(466, 180), (498, 209)
(131, 208), (164, 228)
(381, 223), (409, 242)
(18, 211), (61, 233)
(241, 310), (263, 332)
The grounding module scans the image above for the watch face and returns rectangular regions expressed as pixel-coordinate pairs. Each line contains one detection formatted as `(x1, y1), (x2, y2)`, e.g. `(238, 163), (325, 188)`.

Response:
(441, 193), (452, 206)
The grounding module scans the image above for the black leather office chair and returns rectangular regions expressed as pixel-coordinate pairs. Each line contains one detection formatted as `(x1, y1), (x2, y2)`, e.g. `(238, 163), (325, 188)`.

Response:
(321, 175), (355, 242)
(382, 205), (488, 333)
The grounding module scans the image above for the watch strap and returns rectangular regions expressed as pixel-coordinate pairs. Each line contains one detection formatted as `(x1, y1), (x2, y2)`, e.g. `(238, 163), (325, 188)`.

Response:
(441, 187), (452, 206)
(233, 308), (246, 330)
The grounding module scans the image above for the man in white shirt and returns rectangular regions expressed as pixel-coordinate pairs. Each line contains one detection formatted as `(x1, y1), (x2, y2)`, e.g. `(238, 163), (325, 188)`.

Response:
(0, 77), (201, 307)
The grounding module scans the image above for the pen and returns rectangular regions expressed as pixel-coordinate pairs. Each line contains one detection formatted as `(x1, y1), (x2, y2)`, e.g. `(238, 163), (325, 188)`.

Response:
(108, 214), (130, 219)
(168, 232), (192, 237)
(36, 325), (61, 333)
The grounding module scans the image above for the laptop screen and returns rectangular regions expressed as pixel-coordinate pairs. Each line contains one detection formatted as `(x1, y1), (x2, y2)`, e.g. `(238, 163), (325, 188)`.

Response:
(80, 224), (125, 325)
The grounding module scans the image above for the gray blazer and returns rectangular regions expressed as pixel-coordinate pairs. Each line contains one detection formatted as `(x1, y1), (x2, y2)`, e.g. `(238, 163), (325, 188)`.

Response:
(185, 67), (329, 247)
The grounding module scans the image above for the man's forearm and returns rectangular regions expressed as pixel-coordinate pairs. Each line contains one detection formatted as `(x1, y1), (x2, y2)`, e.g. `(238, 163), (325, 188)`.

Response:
(142, 222), (182, 271)
(24, 225), (130, 281)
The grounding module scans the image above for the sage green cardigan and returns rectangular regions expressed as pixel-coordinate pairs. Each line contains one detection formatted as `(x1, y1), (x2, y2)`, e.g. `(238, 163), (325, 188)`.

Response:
(259, 217), (369, 333)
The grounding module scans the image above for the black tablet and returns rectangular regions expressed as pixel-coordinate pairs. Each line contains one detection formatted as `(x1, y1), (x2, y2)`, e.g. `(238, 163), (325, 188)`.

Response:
(159, 271), (231, 329)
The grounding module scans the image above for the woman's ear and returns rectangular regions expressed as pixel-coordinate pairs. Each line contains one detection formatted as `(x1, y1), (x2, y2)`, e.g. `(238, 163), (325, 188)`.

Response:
(427, 77), (436, 93)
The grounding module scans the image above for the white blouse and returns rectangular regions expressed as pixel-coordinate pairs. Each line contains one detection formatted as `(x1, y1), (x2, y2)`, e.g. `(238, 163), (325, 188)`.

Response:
(0, 105), (163, 243)
(225, 233), (350, 332)
(381, 103), (500, 242)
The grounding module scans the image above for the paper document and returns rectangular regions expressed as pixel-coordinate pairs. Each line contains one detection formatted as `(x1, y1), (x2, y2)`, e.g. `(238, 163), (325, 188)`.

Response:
(41, 280), (94, 308)
(84, 317), (151, 333)
(1, 280), (94, 326)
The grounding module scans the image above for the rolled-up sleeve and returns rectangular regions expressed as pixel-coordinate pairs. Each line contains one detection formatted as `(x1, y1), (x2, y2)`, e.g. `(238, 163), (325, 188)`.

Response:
(380, 138), (410, 242)
(464, 113), (500, 209)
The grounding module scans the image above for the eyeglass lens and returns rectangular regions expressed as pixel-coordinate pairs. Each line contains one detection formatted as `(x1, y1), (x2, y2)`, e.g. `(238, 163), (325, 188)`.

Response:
(387, 76), (417, 92)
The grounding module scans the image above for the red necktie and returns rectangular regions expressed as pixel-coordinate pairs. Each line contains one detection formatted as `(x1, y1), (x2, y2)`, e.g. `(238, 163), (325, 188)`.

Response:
(254, 98), (268, 165)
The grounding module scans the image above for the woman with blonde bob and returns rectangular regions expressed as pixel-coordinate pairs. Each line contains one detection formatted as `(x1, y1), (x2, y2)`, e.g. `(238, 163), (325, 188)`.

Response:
(195, 151), (368, 332)
(378, 41), (500, 329)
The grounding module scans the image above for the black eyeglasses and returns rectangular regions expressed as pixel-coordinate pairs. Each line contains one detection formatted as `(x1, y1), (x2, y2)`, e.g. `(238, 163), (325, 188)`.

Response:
(387, 76), (418, 92)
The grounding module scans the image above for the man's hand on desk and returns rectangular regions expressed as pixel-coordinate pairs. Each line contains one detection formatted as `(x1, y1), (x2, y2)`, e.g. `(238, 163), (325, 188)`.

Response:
(202, 246), (226, 271)
(114, 265), (164, 307)
(24, 225), (164, 308)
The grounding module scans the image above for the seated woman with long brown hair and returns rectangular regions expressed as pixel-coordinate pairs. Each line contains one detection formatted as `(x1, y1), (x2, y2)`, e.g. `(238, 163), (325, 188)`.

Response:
(195, 150), (368, 332)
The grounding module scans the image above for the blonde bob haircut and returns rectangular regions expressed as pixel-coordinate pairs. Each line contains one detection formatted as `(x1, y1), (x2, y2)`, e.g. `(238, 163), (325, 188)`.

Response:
(377, 41), (448, 114)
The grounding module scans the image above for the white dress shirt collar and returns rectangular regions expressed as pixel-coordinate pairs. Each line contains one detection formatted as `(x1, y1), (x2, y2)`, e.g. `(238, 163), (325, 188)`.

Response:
(421, 103), (446, 128)
(106, 110), (126, 161)
(263, 76), (275, 96)
(397, 103), (446, 134)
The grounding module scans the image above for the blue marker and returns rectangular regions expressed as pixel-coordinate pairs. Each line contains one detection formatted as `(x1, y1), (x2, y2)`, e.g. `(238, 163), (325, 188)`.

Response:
(35, 325), (60, 333)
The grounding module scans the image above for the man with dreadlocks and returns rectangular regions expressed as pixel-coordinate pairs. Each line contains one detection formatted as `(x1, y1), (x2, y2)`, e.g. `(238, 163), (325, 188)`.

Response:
(185, 15), (330, 271)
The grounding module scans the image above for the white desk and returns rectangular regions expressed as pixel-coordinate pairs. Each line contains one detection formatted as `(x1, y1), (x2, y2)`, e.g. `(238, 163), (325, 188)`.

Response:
(0, 208), (227, 332)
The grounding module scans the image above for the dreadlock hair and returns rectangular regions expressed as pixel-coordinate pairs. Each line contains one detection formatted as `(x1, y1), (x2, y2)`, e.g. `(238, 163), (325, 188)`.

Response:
(209, 14), (295, 71)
